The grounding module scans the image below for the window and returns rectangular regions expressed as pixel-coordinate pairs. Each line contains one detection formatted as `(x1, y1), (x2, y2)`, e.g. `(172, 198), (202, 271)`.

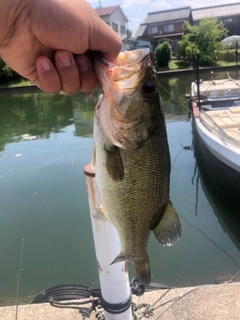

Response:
(148, 26), (158, 34)
(121, 25), (126, 34)
(163, 24), (174, 33)
(112, 22), (118, 32)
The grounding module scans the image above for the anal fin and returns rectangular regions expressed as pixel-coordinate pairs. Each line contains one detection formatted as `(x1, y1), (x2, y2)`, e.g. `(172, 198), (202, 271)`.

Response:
(92, 204), (108, 221)
(153, 201), (181, 246)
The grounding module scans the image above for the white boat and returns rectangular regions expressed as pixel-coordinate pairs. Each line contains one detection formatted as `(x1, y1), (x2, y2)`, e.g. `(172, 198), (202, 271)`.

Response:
(191, 77), (240, 175)
(191, 77), (240, 108)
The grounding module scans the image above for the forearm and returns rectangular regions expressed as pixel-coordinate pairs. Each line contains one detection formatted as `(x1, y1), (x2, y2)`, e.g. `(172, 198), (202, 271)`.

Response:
(0, 0), (31, 46)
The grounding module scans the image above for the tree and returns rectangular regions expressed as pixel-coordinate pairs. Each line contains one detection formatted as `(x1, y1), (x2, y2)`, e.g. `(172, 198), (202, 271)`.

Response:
(126, 29), (132, 38)
(0, 58), (18, 82)
(179, 18), (228, 66)
(154, 41), (172, 68)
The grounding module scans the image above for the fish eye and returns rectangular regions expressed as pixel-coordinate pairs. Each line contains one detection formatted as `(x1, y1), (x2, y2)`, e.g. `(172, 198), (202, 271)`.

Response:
(141, 82), (155, 96)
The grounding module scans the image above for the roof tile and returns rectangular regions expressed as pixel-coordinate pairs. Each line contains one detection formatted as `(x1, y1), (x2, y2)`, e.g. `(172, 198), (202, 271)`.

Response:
(144, 7), (191, 24)
(95, 5), (119, 16)
(192, 3), (240, 21)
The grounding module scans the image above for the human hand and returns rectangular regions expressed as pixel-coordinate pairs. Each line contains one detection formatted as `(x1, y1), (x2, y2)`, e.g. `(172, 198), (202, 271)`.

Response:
(0, 0), (122, 93)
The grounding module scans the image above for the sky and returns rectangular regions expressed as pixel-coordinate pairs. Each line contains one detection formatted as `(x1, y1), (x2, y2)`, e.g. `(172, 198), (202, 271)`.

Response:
(87, 0), (240, 36)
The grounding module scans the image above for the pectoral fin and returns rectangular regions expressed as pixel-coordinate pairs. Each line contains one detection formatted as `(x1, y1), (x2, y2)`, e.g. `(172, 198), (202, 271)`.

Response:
(153, 201), (181, 246)
(92, 204), (108, 221)
(105, 144), (124, 182)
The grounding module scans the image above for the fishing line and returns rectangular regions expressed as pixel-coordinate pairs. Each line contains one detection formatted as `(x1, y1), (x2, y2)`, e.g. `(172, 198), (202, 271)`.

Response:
(15, 238), (24, 320)
(153, 286), (199, 320)
(179, 214), (240, 269)
(157, 82), (192, 116)
(228, 269), (240, 282)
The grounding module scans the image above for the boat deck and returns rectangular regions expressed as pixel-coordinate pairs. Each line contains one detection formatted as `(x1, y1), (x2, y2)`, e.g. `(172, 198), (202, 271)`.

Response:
(191, 78), (240, 101)
(200, 107), (240, 143)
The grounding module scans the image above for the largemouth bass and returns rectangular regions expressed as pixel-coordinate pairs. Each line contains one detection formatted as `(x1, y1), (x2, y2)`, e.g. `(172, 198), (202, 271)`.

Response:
(92, 49), (181, 286)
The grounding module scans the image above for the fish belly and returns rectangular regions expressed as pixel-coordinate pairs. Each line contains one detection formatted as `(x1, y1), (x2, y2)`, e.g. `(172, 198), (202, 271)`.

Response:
(95, 124), (170, 258)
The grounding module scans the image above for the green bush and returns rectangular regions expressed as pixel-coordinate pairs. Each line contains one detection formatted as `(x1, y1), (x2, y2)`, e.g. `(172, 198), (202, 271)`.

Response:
(154, 41), (172, 68)
(223, 50), (238, 62)
(199, 54), (213, 66)
(0, 58), (18, 82)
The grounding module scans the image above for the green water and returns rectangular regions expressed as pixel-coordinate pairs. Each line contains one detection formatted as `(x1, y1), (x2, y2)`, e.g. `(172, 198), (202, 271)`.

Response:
(0, 70), (240, 305)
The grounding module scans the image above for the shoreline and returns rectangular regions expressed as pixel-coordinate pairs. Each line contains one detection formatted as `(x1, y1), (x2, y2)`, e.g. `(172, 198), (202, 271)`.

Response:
(156, 64), (238, 76)
(0, 65), (238, 94)
(1, 282), (240, 319)
(0, 84), (41, 94)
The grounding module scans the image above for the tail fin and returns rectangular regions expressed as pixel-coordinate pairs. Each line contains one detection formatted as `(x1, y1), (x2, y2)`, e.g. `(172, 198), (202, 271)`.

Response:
(133, 253), (151, 286)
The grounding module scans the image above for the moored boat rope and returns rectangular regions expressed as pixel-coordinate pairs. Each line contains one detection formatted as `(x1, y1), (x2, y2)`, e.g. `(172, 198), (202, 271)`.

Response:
(227, 72), (240, 86)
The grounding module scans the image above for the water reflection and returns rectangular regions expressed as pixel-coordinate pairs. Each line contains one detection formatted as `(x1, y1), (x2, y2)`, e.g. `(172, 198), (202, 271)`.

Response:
(159, 75), (191, 116)
(0, 89), (103, 153)
(0, 93), (72, 150)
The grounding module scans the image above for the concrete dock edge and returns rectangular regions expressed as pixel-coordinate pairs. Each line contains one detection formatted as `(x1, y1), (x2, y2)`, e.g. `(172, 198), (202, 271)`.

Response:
(1, 282), (240, 320)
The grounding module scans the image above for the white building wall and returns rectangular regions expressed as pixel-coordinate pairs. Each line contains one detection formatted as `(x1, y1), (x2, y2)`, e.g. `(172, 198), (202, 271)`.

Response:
(100, 16), (110, 25)
(108, 10), (127, 40)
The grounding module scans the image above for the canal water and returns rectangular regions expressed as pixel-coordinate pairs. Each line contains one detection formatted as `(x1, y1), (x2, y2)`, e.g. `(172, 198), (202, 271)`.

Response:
(0, 69), (240, 305)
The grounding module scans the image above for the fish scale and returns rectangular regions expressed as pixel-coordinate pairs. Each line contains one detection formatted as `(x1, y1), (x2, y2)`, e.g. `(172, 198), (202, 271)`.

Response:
(92, 49), (181, 285)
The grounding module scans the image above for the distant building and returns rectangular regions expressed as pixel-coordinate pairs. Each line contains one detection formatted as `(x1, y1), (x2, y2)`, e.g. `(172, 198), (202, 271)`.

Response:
(95, 5), (128, 41)
(136, 40), (152, 50)
(95, 5), (151, 52)
(135, 7), (192, 54)
(121, 37), (138, 51)
(192, 3), (240, 35)
(136, 3), (240, 54)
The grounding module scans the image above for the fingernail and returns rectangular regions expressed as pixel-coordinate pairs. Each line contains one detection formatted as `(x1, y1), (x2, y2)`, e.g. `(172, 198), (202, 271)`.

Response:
(39, 60), (51, 71)
(78, 56), (90, 72)
(59, 52), (71, 67)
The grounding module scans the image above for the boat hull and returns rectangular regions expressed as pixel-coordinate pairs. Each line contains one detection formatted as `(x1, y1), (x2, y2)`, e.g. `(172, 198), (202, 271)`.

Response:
(195, 117), (240, 174)
(192, 120), (240, 193)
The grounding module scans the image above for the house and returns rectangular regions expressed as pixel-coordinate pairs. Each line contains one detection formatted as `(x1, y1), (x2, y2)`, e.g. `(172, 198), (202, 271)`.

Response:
(192, 3), (240, 36)
(95, 5), (151, 51)
(95, 5), (128, 41)
(135, 7), (192, 54)
(121, 37), (138, 51)
(136, 3), (240, 54)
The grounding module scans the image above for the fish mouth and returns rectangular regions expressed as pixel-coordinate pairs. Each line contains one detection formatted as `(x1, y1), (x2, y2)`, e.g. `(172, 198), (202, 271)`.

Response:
(94, 48), (152, 90)
(102, 48), (150, 69)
